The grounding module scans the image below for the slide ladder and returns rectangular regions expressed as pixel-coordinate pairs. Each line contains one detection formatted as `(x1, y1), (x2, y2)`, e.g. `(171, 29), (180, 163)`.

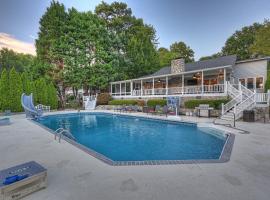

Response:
(21, 93), (42, 119)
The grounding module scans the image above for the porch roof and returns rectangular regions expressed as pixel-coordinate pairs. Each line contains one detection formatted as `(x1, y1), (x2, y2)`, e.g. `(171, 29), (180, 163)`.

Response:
(111, 55), (236, 84)
(141, 55), (236, 78)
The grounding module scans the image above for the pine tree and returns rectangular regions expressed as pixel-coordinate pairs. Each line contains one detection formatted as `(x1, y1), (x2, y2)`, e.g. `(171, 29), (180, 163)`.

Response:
(47, 82), (58, 109)
(29, 81), (37, 105)
(9, 67), (23, 112)
(21, 72), (31, 95)
(0, 68), (10, 111)
(35, 78), (48, 105)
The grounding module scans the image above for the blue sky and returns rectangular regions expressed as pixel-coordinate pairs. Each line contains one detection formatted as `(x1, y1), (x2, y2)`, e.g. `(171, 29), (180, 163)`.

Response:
(0, 0), (269, 59)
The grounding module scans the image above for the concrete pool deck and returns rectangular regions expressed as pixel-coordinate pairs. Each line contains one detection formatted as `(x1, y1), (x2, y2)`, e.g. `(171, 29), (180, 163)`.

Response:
(0, 110), (270, 200)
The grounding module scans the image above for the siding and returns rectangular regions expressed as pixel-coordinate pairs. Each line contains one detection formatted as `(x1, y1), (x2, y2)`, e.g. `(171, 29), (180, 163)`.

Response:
(233, 60), (267, 81)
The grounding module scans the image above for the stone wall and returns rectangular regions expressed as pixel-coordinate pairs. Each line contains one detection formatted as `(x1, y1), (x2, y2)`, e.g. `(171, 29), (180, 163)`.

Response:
(171, 58), (185, 73)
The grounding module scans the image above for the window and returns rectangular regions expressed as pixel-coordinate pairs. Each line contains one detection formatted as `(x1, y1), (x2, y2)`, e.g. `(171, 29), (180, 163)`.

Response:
(247, 78), (254, 89)
(256, 77), (263, 89)
(239, 79), (245, 86)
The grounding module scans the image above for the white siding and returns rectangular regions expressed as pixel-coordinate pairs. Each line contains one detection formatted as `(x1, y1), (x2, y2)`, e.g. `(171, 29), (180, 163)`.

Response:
(233, 60), (267, 80)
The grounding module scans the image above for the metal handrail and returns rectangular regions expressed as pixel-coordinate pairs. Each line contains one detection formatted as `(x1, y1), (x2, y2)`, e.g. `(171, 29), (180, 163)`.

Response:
(54, 128), (76, 143)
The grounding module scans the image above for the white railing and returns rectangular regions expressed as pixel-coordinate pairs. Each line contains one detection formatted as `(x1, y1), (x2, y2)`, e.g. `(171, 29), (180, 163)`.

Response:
(35, 104), (50, 112)
(114, 84), (226, 96)
(203, 84), (224, 93)
(235, 93), (256, 119)
(255, 93), (269, 104)
(222, 94), (242, 115)
(183, 85), (202, 94)
(154, 88), (167, 95)
(168, 87), (182, 95)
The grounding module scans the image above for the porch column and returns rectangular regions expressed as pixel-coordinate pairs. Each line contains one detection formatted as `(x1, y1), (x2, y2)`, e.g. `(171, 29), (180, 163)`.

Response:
(166, 76), (168, 95)
(131, 81), (133, 96)
(125, 82), (127, 95)
(201, 71), (204, 94)
(119, 82), (122, 96)
(224, 68), (227, 93)
(110, 83), (112, 95)
(140, 80), (143, 96)
(182, 74), (184, 94)
(152, 78), (155, 95)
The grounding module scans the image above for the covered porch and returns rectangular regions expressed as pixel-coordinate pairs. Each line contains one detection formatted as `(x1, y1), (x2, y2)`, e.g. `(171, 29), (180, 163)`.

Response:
(110, 67), (230, 98)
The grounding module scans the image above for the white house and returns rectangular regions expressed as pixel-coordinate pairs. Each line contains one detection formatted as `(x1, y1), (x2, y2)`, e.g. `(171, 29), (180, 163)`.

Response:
(109, 55), (270, 120)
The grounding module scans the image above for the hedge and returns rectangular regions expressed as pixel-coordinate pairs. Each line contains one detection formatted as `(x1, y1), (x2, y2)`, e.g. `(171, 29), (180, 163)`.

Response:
(147, 99), (167, 107)
(184, 99), (229, 110)
(265, 61), (270, 92)
(108, 99), (138, 105)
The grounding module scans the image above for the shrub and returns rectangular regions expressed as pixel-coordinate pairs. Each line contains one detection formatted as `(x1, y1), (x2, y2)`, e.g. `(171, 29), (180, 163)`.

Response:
(265, 61), (270, 92)
(0, 68), (10, 111)
(97, 93), (112, 105)
(35, 78), (48, 105)
(9, 67), (23, 112)
(47, 82), (58, 109)
(109, 99), (137, 105)
(147, 99), (167, 107)
(184, 99), (229, 110)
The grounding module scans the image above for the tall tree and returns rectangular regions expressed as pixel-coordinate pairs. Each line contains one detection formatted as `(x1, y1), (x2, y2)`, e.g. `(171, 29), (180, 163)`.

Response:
(95, 1), (159, 79)
(35, 78), (48, 105)
(222, 23), (263, 60)
(58, 8), (117, 98)
(0, 68), (10, 111)
(0, 48), (34, 72)
(199, 52), (223, 61)
(21, 72), (31, 95)
(9, 67), (23, 112)
(35, 0), (68, 107)
(250, 21), (270, 56)
(36, 0), (67, 63)
(169, 41), (194, 63)
(47, 82), (58, 109)
(158, 47), (176, 67)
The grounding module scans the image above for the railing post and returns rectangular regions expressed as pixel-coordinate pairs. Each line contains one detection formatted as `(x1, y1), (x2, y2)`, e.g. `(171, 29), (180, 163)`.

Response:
(119, 82), (122, 96)
(201, 71), (204, 94)
(222, 103), (224, 115)
(182, 74), (184, 95)
(152, 78), (154, 95)
(166, 76), (168, 95)
(140, 80), (143, 96)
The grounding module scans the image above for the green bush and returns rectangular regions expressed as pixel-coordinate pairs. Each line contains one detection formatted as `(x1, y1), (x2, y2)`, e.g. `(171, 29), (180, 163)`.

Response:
(97, 93), (112, 105)
(109, 99), (137, 105)
(265, 61), (270, 92)
(0, 68), (10, 111)
(147, 99), (167, 107)
(9, 67), (23, 112)
(184, 99), (229, 110)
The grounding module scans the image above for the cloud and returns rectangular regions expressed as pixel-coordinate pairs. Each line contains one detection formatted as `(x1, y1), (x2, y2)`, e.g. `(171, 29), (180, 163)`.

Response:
(0, 33), (36, 55)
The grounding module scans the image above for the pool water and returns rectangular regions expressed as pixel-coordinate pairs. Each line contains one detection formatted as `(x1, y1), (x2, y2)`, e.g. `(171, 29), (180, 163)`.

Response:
(35, 113), (227, 161)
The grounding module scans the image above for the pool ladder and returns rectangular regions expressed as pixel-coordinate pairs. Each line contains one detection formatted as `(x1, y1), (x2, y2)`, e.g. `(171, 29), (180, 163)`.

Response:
(54, 128), (76, 143)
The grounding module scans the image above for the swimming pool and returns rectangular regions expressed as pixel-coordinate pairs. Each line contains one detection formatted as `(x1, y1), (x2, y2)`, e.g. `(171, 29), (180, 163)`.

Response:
(34, 113), (234, 165)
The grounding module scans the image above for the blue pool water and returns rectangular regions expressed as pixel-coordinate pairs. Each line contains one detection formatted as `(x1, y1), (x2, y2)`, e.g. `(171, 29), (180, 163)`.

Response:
(35, 113), (227, 161)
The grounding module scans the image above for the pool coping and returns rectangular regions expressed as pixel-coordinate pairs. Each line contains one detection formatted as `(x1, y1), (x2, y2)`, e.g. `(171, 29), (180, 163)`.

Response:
(31, 111), (235, 166)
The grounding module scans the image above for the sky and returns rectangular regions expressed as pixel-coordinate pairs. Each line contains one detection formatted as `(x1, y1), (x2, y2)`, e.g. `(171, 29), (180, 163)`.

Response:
(0, 0), (269, 60)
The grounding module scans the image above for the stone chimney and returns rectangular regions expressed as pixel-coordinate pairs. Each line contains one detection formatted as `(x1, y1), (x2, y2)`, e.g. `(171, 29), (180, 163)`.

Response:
(171, 58), (185, 74)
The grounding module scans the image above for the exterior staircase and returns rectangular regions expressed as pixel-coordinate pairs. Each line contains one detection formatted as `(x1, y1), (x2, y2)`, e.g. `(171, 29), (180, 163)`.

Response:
(215, 81), (256, 125)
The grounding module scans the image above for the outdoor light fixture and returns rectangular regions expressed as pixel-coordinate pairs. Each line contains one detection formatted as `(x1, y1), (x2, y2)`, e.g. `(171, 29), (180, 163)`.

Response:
(157, 79), (161, 83)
